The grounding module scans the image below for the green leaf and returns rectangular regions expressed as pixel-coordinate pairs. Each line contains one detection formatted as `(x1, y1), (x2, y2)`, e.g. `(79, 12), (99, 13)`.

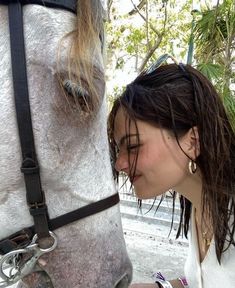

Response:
(223, 93), (235, 132)
(197, 63), (223, 81)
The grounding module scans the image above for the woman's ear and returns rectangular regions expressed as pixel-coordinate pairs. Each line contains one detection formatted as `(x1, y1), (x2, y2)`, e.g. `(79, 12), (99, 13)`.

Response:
(184, 126), (200, 159)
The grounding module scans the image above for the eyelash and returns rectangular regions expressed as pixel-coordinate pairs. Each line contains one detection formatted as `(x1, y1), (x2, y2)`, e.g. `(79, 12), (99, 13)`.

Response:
(115, 146), (120, 155)
(126, 144), (141, 152)
(115, 144), (141, 156)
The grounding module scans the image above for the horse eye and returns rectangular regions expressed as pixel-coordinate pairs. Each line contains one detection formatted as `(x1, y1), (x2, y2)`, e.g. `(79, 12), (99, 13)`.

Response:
(63, 79), (91, 111)
(63, 79), (89, 98)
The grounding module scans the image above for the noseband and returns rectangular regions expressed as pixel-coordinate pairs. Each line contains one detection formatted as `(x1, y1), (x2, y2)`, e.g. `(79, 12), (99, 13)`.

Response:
(0, 1), (119, 286)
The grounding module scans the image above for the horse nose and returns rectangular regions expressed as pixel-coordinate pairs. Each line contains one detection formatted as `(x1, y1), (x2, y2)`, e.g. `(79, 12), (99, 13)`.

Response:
(114, 273), (131, 288)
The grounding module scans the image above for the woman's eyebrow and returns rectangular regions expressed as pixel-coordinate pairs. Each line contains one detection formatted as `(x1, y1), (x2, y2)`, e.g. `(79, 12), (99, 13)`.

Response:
(117, 134), (138, 147)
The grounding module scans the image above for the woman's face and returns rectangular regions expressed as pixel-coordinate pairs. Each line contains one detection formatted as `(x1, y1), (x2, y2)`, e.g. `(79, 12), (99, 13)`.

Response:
(114, 108), (191, 199)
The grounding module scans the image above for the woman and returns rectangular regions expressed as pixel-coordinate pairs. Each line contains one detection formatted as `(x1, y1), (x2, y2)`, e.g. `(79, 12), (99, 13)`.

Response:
(108, 62), (235, 288)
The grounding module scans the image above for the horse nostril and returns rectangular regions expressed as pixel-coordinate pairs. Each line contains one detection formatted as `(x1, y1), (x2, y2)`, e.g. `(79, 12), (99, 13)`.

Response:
(114, 273), (130, 288)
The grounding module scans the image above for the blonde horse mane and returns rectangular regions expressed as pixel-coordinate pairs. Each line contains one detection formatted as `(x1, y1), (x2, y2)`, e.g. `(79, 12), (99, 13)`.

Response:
(58, 0), (105, 115)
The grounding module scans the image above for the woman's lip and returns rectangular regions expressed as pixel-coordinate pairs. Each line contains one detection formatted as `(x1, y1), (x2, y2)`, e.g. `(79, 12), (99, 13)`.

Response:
(131, 175), (141, 183)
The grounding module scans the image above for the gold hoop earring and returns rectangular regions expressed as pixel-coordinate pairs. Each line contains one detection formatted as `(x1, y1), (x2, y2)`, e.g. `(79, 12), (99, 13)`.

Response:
(189, 160), (197, 174)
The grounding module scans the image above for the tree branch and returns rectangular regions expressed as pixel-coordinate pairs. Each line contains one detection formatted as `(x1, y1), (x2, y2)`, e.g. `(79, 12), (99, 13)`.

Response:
(128, 0), (147, 15)
(138, 36), (164, 72)
(130, 0), (161, 36)
(138, 4), (168, 71)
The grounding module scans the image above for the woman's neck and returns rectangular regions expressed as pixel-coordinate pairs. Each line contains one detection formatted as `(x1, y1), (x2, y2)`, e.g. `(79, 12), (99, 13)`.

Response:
(174, 171), (202, 211)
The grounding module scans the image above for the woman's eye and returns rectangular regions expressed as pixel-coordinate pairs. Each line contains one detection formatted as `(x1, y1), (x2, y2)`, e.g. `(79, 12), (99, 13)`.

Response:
(127, 144), (140, 152)
(115, 146), (120, 155)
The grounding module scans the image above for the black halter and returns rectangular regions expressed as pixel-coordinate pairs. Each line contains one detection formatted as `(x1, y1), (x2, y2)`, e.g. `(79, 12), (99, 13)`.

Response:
(0, 0), (77, 13)
(0, 0), (119, 255)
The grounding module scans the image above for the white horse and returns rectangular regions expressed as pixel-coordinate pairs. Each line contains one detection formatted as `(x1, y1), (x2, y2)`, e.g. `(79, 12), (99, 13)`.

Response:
(0, 1), (132, 287)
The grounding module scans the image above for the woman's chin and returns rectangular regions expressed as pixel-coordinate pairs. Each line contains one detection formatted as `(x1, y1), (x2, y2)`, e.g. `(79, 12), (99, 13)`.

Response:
(134, 186), (165, 200)
(134, 189), (150, 200)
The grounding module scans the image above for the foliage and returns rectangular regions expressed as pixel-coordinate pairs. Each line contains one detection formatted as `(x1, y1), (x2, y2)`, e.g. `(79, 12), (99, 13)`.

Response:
(106, 0), (192, 74)
(197, 62), (224, 82)
(108, 85), (126, 109)
(106, 0), (235, 128)
(193, 0), (235, 127)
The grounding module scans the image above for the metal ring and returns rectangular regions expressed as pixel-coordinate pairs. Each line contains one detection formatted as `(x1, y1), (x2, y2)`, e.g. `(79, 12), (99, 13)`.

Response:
(31, 231), (57, 252)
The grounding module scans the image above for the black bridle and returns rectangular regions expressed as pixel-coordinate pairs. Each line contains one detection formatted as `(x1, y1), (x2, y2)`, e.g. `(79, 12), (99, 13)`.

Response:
(0, 0), (119, 255)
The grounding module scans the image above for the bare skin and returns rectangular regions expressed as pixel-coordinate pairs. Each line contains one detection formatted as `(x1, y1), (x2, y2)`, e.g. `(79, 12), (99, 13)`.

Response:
(129, 279), (184, 288)
(114, 109), (206, 288)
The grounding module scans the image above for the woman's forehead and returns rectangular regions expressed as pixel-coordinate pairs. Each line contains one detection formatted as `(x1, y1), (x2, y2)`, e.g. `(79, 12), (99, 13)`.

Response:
(113, 108), (165, 144)
(114, 109), (135, 140)
(114, 108), (134, 131)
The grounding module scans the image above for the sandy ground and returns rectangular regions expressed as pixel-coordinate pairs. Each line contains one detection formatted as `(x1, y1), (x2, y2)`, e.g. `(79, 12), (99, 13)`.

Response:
(122, 217), (188, 284)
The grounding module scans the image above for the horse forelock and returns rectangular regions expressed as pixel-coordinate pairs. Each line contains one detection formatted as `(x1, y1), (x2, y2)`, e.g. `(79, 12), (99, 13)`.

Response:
(26, 0), (106, 118)
(59, 0), (106, 115)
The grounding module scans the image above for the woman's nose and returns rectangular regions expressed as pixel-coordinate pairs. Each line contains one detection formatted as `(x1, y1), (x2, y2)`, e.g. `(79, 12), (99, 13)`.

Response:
(115, 152), (128, 173)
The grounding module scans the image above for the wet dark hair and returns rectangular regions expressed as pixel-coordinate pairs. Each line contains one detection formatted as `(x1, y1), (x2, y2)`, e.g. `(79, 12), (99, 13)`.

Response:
(108, 63), (235, 263)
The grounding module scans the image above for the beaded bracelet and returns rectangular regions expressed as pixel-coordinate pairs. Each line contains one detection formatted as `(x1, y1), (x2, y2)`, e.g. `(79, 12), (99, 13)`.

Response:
(178, 277), (189, 287)
(152, 272), (173, 288)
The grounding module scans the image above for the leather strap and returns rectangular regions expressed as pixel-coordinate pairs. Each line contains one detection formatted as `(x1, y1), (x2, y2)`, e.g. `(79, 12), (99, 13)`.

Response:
(8, 1), (50, 239)
(0, 0), (77, 14)
(0, 193), (120, 254)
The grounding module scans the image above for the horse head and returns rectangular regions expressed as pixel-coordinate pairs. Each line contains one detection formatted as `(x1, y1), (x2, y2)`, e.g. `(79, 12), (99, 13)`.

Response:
(0, 1), (132, 287)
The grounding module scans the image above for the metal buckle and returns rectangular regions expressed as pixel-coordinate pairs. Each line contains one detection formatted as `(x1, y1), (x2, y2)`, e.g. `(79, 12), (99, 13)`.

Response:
(0, 231), (57, 287)
(29, 201), (45, 209)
